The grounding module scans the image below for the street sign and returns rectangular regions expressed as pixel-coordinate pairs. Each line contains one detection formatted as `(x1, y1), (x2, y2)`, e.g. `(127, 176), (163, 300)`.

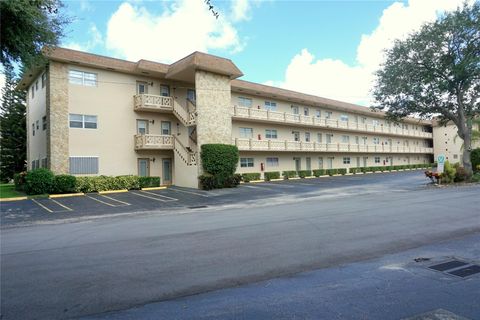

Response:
(437, 154), (445, 174)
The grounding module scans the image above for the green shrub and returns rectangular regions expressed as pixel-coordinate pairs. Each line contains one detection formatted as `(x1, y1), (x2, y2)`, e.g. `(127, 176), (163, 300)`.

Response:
(386, 166), (393, 171)
(199, 174), (216, 190)
(52, 175), (77, 194)
(326, 169), (338, 176)
(200, 144), (239, 189)
(115, 175), (141, 190)
(224, 174), (242, 188)
(454, 167), (468, 182)
(298, 170), (312, 178)
(441, 161), (456, 183)
(313, 169), (325, 177)
(471, 148), (480, 172)
(361, 167), (369, 173)
(264, 171), (280, 181)
(337, 168), (347, 175)
(139, 176), (161, 188)
(25, 168), (55, 195)
(349, 168), (358, 174)
(13, 172), (27, 191)
(241, 172), (261, 182)
(471, 172), (480, 182)
(282, 171), (297, 179)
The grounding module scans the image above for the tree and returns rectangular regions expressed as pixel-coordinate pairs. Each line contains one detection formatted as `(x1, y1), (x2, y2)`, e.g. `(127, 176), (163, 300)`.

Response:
(0, 0), (70, 69)
(0, 66), (27, 182)
(373, 2), (480, 178)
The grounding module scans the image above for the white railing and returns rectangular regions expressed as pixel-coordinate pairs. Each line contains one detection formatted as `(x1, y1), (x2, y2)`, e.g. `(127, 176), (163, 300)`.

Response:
(173, 99), (197, 126)
(233, 138), (434, 154)
(174, 136), (197, 166)
(134, 94), (173, 111)
(232, 106), (433, 139)
(134, 134), (174, 150)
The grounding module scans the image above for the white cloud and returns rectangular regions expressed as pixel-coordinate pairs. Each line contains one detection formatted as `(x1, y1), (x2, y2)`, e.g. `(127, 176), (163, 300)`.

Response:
(231, 0), (251, 22)
(269, 0), (469, 106)
(79, 0), (93, 12)
(63, 23), (103, 52)
(105, 0), (244, 63)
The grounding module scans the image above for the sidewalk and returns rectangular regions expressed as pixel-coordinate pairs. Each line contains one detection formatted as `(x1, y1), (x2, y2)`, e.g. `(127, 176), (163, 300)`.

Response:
(84, 233), (480, 320)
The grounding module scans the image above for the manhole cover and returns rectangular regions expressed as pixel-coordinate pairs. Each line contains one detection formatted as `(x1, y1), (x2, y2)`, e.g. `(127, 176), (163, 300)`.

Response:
(447, 265), (480, 278)
(428, 260), (468, 272)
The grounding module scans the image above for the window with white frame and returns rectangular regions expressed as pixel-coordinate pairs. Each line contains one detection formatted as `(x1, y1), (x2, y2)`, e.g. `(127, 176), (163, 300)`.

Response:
(264, 101), (277, 111)
(375, 156), (381, 164)
(362, 136), (368, 144)
(304, 107), (309, 116)
(291, 105), (299, 115)
(240, 158), (254, 168)
(160, 85), (170, 97)
(266, 157), (279, 167)
(69, 70), (97, 86)
(265, 129), (278, 139)
(305, 132), (311, 142)
(239, 127), (253, 138)
(343, 157), (351, 164)
(317, 133), (322, 143)
(238, 97), (252, 108)
(137, 81), (148, 94)
(42, 116), (47, 130)
(326, 134), (333, 144)
(341, 135), (349, 143)
(340, 115), (349, 122)
(69, 114), (98, 129)
(315, 109), (321, 118)
(325, 111), (333, 119)
(373, 137), (380, 145)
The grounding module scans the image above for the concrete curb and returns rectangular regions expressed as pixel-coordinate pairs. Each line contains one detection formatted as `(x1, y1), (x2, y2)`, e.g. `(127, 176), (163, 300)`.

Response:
(49, 193), (84, 199)
(98, 189), (129, 194)
(0, 196), (28, 202)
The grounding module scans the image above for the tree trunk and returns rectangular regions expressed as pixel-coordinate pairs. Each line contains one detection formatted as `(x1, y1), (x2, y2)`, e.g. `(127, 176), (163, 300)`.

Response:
(462, 126), (473, 178)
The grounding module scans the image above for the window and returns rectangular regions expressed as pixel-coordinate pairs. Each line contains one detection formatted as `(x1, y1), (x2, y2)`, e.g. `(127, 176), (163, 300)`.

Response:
(340, 115), (349, 122)
(373, 119), (380, 126)
(239, 127), (253, 138)
(304, 107), (309, 116)
(137, 81), (148, 94)
(69, 70), (97, 86)
(35, 80), (39, 90)
(375, 156), (381, 164)
(343, 157), (351, 164)
(341, 135), (349, 143)
(373, 137), (380, 145)
(325, 111), (332, 119)
(361, 117), (367, 124)
(69, 157), (99, 174)
(304, 132), (310, 142)
(32, 123), (35, 136)
(36, 120), (39, 130)
(318, 157), (324, 169)
(240, 158), (254, 168)
(238, 97), (252, 108)
(266, 157), (279, 167)
(355, 136), (359, 144)
(315, 109), (321, 118)
(453, 154), (458, 159)
(137, 120), (148, 135)
(41, 73), (46, 88)
(291, 105), (299, 115)
(306, 157), (311, 171)
(187, 89), (196, 102)
(42, 116), (47, 130)
(293, 131), (300, 141)
(31, 86), (34, 99)
(317, 133), (322, 143)
(265, 129), (277, 139)
(264, 101), (277, 111)
(362, 136), (368, 145)
(326, 134), (333, 144)
(160, 85), (170, 97)
(41, 158), (48, 168)
(69, 114), (97, 129)
(161, 121), (171, 135)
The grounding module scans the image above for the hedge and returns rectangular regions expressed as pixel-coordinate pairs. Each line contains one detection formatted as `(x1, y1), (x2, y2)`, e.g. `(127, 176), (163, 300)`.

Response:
(14, 172), (27, 191)
(199, 173), (240, 190)
(298, 170), (312, 178)
(25, 168), (55, 195)
(337, 168), (347, 175)
(52, 175), (77, 194)
(199, 144), (239, 189)
(471, 148), (480, 172)
(313, 169), (325, 177)
(282, 170), (297, 179)
(139, 176), (161, 188)
(241, 172), (261, 182)
(264, 171), (280, 181)
(326, 169), (338, 176)
(74, 175), (160, 193)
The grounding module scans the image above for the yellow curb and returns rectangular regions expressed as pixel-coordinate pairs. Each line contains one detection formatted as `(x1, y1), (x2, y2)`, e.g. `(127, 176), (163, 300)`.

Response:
(98, 189), (128, 194)
(289, 177), (301, 180)
(249, 180), (265, 183)
(49, 193), (84, 198)
(0, 196), (28, 202)
(304, 176), (316, 179)
(269, 178), (284, 182)
(141, 186), (167, 190)
(239, 181), (245, 184)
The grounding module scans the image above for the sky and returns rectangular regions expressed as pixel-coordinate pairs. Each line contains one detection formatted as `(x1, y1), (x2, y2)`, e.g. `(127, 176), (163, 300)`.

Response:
(0, 0), (472, 106)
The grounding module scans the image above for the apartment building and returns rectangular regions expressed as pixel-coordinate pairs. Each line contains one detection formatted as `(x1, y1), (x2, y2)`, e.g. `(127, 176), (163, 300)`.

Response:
(433, 120), (480, 163)
(20, 47), (434, 189)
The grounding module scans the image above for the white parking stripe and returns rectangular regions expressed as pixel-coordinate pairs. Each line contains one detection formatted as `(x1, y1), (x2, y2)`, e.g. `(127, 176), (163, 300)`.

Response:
(130, 191), (178, 202)
(86, 195), (130, 207)
(139, 190), (178, 200)
(31, 199), (72, 213)
(169, 188), (210, 197)
(262, 183), (295, 188)
(31, 199), (53, 213)
(50, 199), (73, 211)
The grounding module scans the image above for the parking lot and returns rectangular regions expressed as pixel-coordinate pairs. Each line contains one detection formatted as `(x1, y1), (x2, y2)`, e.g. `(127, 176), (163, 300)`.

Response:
(1, 170), (429, 226)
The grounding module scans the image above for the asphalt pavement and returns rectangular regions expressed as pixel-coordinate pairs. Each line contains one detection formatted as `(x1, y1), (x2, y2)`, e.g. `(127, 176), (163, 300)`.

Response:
(1, 171), (479, 319)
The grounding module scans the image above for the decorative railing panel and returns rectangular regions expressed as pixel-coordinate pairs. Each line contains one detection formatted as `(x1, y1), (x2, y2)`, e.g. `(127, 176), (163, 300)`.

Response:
(134, 134), (174, 150)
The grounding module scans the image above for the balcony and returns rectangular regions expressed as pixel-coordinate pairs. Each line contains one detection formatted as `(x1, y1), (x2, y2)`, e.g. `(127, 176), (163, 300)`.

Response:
(134, 94), (173, 112)
(233, 138), (434, 154)
(134, 134), (174, 150)
(232, 106), (433, 139)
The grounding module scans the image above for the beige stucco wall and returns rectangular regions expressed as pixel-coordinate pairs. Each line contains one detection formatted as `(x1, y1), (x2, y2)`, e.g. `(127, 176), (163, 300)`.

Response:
(433, 122), (480, 164)
(27, 71), (48, 169)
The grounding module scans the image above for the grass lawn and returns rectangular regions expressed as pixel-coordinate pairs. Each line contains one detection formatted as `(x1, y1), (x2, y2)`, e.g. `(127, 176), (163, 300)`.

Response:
(0, 184), (25, 198)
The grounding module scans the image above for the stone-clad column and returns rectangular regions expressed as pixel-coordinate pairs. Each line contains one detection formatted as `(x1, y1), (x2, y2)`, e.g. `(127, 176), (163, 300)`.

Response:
(47, 61), (69, 174)
(195, 70), (233, 175)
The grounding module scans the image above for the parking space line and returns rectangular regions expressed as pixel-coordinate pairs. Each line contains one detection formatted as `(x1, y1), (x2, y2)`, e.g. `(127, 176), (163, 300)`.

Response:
(140, 190), (179, 201)
(262, 183), (295, 188)
(288, 182), (316, 186)
(31, 199), (73, 213)
(130, 191), (178, 202)
(31, 199), (53, 213)
(241, 185), (268, 189)
(168, 188), (210, 197)
(51, 199), (73, 211)
(86, 195), (130, 207)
